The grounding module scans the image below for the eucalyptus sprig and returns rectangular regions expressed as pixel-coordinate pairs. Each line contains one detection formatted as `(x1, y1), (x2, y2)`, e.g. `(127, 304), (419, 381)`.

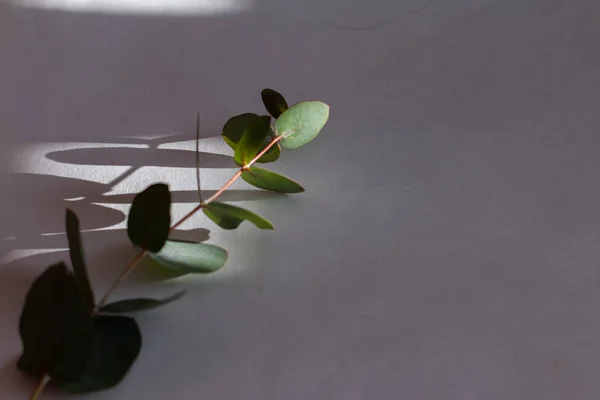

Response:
(15, 89), (330, 399)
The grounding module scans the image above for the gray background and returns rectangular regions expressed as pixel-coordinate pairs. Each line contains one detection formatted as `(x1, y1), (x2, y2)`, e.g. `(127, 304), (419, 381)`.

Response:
(2, 0), (600, 398)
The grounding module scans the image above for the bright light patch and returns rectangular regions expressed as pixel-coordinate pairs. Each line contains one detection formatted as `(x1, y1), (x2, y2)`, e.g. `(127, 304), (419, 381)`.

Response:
(11, 0), (250, 15)
(5, 134), (257, 277)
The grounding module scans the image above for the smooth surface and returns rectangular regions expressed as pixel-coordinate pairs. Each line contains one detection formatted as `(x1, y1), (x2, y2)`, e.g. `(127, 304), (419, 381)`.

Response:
(2, 0), (600, 398)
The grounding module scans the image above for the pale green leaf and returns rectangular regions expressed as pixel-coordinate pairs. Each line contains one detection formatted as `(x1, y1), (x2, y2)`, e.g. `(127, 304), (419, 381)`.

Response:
(274, 101), (330, 149)
(150, 240), (227, 274)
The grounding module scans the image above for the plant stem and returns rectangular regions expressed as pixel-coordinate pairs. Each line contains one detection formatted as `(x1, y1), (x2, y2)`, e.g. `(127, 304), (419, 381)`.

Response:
(29, 375), (50, 400)
(205, 170), (243, 205)
(94, 135), (283, 308)
(170, 135), (282, 230)
(93, 250), (147, 313)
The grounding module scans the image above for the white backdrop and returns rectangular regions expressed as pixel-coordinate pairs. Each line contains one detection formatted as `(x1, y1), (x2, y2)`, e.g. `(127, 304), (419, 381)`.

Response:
(2, 0), (600, 398)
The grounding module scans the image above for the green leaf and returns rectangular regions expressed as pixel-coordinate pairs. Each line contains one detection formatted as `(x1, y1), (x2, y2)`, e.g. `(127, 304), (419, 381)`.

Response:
(18, 263), (93, 384)
(127, 183), (171, 253)
(222, 113), (279, 163)
(241, 166), (304, 193)
(222, 113), (260, 150)
(65, 209), (95, 313)
(203, 202), (274, 230)
(257, 141), (281, 163)
(150, 240), (227, 274)
(261, 88), (288, 119)
(234, 115), (270, 166)
(274, 101), (330, 150)
(60, 315), (141, 393)
(99, 291), (185, 313)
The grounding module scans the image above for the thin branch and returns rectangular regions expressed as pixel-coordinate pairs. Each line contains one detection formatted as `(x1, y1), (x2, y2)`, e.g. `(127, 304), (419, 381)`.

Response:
(93, 250), (147, 313)
(247, 135), (283, 167)
(204, 170), (242, 205)
(94, 134), (283, 310)
(29, 374), (50, 400)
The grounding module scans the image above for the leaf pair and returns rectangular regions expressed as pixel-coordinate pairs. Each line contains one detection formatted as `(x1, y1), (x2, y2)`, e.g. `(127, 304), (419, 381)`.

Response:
(223, 89), (330, 157)
(261, 88), (330, 150)
(18, 210), (150, 392)
(18, 263), (141, 393)
(127, 184), (228, 273)
(18, 207), (198, 394)
(221, 89), (329, 195)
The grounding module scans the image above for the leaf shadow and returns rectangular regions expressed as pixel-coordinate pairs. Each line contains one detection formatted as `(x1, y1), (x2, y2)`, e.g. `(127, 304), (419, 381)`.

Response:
(46, 147), (233, 169)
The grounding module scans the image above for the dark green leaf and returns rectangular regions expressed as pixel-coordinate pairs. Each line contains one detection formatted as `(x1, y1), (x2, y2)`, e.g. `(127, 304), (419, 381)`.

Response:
(242, 166), (304, 193)
(203, 202), (274, 230)
(65, 209), (95, 313)
(222, 113), (260, 150)
(127, 183), (171, 253)
(99, 291), (185, 313)
(222, 113), (279, 163)
(234, 115), (270, 166)
(18, 263), (93, 383)
(150, 240), (227, 274)
(60, 315), (141, 393)
(274, 101), (330, 149)
(261, 88), (288, 119)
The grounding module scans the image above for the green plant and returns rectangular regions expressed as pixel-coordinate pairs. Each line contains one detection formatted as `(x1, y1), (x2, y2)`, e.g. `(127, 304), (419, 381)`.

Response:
(16, 89), (330, 399)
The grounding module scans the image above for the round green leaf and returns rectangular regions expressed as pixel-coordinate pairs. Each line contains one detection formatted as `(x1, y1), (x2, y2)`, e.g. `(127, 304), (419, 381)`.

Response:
(234, 116), (270, 166)
(18, 263), (93, 384)
(261, 88), (288, 119)
(203, 202), (274, 230)
(274, 101), (330, 150)
(66, 209), (95, 313)
(127, 183), (171, 253)
(222, 113), (260, 150)
(150, 240), (227, 274)
(60, 315), (142, 393)
(100, 291), (186, 313)
(241, 166), (304, 193)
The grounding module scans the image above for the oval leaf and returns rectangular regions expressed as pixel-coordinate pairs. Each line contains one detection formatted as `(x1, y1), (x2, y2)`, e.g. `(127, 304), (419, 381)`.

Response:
(203, 202), (274, 230)
(150, 240), (227, 274)
(100, 291), (185, 313)
(261, 88), (288, 119)
(127, 183), (171, 253)
(60, 315), (142, 393)
(18, 263), (93, 384)
(222, 113), (260, 150)
(274, 101), (330, 150)
(234, 115), (271, 166)
(66, 209), (95, 313)
(242, 166), (304, 193)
